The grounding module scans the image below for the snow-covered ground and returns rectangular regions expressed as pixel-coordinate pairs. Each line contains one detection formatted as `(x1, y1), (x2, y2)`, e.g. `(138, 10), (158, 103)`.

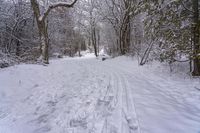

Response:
(0, 55), (200, 133)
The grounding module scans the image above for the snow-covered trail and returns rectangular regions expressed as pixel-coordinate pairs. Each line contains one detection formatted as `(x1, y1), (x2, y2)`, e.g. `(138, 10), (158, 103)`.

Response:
(0, 56), (200, 133)
(103, 58), (200, 133)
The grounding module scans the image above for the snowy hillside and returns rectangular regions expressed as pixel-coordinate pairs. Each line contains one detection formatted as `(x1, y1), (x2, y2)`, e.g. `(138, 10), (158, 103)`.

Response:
(0, 56), (200, 133)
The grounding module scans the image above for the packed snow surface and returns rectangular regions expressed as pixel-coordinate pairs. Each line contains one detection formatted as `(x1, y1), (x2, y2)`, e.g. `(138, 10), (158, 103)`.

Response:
(0, 55), (200, 133)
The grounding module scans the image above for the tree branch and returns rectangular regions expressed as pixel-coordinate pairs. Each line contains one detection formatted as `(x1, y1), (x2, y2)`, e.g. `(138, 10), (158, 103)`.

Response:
(42, 0), (78, 21)
(180, 1), (194, 13)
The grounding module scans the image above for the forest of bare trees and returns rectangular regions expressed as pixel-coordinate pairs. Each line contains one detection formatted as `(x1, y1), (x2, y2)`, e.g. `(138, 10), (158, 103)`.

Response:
(0, 0), (200, 76)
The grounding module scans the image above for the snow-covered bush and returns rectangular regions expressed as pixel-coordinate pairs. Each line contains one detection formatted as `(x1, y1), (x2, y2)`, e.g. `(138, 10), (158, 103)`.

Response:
(0, 50), (20, 68)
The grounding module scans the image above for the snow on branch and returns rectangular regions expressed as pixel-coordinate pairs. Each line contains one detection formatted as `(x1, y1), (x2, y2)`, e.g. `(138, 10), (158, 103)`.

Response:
(180, 1), (194, 13)
(41, 0), (78, 21)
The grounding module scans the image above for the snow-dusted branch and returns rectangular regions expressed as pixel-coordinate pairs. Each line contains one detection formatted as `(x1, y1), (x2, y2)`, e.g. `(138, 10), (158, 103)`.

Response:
(42, 0), (78, 21)
(180, 1), (194, 13)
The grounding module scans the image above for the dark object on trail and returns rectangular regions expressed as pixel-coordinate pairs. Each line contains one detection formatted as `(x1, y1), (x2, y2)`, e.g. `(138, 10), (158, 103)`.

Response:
(0, 62), (9, 68)
(57, 55), (63, 58)
(101, 54), (110, 61)
(102, 57), (107, 61)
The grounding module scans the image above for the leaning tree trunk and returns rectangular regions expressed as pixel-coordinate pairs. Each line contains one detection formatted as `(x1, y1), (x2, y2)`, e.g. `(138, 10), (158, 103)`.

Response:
(33, 18), (49, 64)
(39, 20), (49, 64)
(192, 0), (200, 76)
(30, 0), (78, 64)
(31, 0), (49, 64)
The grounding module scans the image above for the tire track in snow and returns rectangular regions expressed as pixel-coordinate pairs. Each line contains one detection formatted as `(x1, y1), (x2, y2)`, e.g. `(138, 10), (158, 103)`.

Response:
(61, 59), (115, 133)
(99, 63), (141, 133)
(103, 59), (200, 133)
(118, 71), (141, 133)
(99, 67), (121, 133)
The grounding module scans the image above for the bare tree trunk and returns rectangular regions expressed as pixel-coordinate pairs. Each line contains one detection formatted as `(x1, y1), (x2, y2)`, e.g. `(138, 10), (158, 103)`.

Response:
(0, 32), (3, 49)
(40, 21), (49, 64)
(78, 41), (81, 57)
(192, 0), (200, 76)
(119, 0), (131, 55)
(92, 27), (98, 57)
(119, 21), (130, 55)
(30, 0), (48, 63)
(97, 28), (100, 55)
(88, 37), (91, 46)
(119, 33), (123, 54)
(16, 40), (20, 56)
(30, 0), (77, 64)
(140, 42), (153, 65)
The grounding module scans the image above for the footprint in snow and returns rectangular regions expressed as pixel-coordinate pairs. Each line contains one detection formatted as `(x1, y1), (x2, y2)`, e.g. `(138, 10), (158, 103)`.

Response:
(34, 125), (51, 133)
